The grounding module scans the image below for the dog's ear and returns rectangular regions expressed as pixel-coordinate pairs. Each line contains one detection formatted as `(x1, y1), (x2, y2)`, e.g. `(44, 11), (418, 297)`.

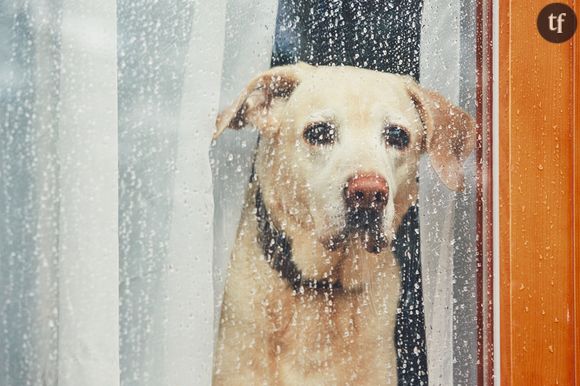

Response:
(406, 80), (476, 191)
(214, 64), (307, 140)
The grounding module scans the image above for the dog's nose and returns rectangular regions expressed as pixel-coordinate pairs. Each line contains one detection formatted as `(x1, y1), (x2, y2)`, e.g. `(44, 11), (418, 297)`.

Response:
(345, 173), (389, 210)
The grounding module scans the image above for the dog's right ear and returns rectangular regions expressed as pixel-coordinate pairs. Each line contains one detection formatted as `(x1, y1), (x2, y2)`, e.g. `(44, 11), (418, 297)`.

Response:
(213, 64), (307, 140)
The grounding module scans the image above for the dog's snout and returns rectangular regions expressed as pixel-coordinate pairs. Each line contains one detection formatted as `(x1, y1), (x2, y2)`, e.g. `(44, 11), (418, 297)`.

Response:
(345, 173), (389, 210)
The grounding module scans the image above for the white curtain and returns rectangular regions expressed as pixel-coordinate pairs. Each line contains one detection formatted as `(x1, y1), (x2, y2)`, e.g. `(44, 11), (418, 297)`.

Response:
(57, 0), (119, 384)
(1, 0), (218, 384)
(420, 1), (478, 384)
(161, 1), (226, 384)
(1, 0), (120, 384)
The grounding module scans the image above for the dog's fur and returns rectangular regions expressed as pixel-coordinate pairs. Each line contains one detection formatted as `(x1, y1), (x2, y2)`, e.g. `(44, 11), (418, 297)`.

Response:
(212, 63), (475, 385)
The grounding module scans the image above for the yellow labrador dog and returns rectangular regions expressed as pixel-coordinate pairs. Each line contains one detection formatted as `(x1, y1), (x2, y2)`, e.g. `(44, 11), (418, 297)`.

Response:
(212, 63), (475, 385)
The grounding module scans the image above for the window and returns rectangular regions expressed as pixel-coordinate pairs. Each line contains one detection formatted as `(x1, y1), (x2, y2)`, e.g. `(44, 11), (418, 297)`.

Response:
(19, 0), (580, 385)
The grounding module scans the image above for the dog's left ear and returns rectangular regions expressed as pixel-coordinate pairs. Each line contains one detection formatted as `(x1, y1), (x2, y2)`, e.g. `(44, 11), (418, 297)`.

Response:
(406, 80), (476, 191)
(214, 64), (308, 140)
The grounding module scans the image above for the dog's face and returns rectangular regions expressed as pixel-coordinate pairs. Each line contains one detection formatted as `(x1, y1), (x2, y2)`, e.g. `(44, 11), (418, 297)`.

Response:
(215, 63), (475, 280)
(254, 67), (425, 253)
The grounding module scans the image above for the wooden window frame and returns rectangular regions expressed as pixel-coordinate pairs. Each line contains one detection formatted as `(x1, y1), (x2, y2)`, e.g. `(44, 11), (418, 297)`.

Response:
(499, 1), (579, 384)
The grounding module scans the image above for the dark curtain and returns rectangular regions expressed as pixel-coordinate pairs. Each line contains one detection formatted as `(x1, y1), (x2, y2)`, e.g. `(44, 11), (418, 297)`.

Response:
(272, 0), (422, 80)
(271, 1), (428, 384)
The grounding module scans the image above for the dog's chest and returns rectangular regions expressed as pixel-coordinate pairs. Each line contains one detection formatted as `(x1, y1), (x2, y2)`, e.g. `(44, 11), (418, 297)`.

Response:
(266, 291), (399, 385)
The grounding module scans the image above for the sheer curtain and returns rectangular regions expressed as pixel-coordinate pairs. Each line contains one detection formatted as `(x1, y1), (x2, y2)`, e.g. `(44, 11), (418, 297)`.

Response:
(57, 1), (118, 384)
(0, 0), (476, 385)
(1, 0), (217, 384)
(1, 0), (119, 384)
(419, 0), (478, 384)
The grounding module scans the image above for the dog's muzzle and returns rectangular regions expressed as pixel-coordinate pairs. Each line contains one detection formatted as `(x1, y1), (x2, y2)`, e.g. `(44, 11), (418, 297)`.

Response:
(344, 173), (389, 212)
(346, 207), (383, 230)
(331, 173), (390, 254)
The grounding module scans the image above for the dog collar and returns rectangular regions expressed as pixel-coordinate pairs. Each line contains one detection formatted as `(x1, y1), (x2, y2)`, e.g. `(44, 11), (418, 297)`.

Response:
(254, 186), (342, 293)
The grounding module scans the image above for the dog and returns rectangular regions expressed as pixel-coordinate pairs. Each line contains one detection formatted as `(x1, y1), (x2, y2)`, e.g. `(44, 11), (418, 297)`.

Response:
(212, 63), (475, 385)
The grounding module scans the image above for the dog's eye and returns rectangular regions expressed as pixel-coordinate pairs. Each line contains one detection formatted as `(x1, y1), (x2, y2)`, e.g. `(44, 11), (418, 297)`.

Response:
(383, 126), (410, 150)
(303, 122), (336, 146)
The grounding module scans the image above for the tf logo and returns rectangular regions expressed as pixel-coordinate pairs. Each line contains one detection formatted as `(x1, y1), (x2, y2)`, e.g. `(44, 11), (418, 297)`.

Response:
(537, 3), (577, 43)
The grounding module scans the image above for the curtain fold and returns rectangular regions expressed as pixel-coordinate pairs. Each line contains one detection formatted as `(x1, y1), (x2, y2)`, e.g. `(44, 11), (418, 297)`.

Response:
(1, 1), (120, 385)
(116, 0), (196, 383)
(419, 0), (478, 384)
(57, 0), (119, 384)
(418, 0), (461, 372)
(1, 1), (61, 384)
(161, 0), (227, 384)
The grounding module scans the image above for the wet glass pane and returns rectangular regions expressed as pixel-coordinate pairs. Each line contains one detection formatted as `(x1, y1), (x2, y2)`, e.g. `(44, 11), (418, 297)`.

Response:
(0, 0), (492, 384)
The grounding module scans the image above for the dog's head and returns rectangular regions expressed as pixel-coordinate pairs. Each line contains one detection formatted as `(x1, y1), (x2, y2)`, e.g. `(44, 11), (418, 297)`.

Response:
(215, 63), (475, 282)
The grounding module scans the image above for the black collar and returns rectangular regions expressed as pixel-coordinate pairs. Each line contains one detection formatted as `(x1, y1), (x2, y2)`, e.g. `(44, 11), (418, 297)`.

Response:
(254, 186), (342, 293)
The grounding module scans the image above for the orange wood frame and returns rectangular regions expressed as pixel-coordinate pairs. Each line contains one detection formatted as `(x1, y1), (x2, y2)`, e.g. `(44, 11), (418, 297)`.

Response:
(499, 1), (579, 384)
